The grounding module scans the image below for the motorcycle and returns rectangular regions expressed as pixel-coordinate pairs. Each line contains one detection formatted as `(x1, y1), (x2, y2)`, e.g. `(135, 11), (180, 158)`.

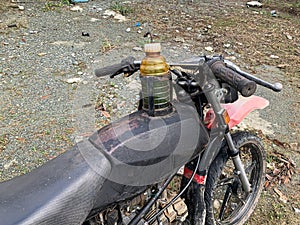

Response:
(0, 44), (282, 225)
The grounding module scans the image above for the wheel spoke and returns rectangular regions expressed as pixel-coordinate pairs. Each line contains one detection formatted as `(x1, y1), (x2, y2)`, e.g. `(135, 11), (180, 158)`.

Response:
(245, 160), (256, 175)
(206, 132), (265, 225)
(216, 177), (234, 187)
(233, 194), (246, 205)
(219, 185), (233, 220)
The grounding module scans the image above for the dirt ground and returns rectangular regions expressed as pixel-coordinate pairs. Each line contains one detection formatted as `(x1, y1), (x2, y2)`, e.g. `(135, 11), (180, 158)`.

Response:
(0, 0), (299, 224)
(131, 1), (300, 224)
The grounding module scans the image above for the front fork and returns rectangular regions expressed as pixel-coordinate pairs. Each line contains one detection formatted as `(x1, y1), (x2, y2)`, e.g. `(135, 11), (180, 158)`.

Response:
(224, 132), (252, 193)
(202, 82), (252, 193)
(183, 82), (251, 224)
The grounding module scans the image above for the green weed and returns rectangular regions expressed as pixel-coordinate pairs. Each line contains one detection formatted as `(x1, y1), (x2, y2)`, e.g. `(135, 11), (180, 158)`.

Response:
(100, 39), (116, 53)
(44, 0), (70, 11)
(110, 1), (133, 16)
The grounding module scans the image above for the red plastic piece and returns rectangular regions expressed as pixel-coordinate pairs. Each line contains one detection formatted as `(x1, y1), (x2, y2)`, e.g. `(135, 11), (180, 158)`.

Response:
(183, 167), (207, 185)
(204, 96), (269, 129)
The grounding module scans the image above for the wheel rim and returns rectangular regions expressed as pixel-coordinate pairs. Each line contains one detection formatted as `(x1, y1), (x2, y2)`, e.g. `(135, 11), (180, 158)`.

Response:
(212, 141), (264, 224)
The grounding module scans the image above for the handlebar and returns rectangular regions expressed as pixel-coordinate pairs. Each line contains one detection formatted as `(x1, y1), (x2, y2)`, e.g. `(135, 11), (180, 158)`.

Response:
(95, 56), (138, 78)
(95, 63), (124, 77)
(208, 60), (257, 97)
(94, 56), (282, 95)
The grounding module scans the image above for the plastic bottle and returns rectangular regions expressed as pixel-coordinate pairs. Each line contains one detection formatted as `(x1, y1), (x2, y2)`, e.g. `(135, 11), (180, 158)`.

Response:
(140, 43), (172, 116)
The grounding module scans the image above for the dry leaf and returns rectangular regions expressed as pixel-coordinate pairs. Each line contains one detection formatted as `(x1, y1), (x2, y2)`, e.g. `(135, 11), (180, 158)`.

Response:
(266, 174), (273, 181)
(274, 187), (288, 203)
(16, 137), (26, 143)
(101, 111), (111, 118)
(273, 168), (280, 175)
(41, 95), (50, 99)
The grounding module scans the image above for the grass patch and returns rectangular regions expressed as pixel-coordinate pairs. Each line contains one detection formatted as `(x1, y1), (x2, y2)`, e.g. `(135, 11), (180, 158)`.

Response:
(100, 39), (116, 53)
(110, 1), (134, 16)
(44, 0), (70, 11)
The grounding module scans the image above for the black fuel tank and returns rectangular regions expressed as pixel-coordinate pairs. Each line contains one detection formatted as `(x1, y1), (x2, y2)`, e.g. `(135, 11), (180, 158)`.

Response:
(89, 101), (209, 187)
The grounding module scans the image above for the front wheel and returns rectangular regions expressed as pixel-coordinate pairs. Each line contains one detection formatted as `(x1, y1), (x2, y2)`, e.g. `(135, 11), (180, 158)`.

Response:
(205, 132), (266, 225)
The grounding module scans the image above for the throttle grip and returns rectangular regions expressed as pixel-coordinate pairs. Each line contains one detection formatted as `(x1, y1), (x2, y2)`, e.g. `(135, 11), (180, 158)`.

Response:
(95, 63), (123, 77)
(209, 60), (257, 97)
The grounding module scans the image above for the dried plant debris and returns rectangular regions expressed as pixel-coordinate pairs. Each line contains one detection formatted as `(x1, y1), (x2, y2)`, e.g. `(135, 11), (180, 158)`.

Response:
(0, 134), (9, 152)
(265, 150), (296, 189)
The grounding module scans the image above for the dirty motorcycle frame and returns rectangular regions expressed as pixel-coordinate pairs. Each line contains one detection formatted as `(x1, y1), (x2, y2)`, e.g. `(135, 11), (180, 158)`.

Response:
(0, 55), (282, 225)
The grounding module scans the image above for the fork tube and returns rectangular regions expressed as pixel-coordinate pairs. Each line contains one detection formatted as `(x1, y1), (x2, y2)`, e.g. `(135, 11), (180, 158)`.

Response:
(225, 132), (252, 193)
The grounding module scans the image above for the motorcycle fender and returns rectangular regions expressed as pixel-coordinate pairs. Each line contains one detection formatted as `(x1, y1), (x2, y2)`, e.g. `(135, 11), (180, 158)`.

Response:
(222, 95), (269, 129)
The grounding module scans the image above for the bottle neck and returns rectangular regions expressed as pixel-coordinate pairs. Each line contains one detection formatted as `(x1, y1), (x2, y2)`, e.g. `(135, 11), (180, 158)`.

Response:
(145, 52), (160, 57)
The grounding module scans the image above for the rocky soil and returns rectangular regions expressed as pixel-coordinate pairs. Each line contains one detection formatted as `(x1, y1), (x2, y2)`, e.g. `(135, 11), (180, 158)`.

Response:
(0, 0), (299, 224)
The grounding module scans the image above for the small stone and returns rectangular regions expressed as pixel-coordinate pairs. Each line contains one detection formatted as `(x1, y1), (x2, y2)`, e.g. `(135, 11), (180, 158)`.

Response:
(174, 37), (185, 43)
(286, 33), (292, 40)
(223, 43), (231, 48)
(37, 52), (47, 57)
(207, 25), (212, 29)
(290, 142), (299, 150)
(246, 1), (263, 7)
(29, 30), (38, 34)
(226, 56), (237, 61)
(114, 13), (127, 22)
(271, 10), (277, 17)
(132, 47), (143, 51)
(187, 27), (192, 31)
(90, 18), (99, 22)
(66, 77), (83, 84)
(77, 71), (83, 75)
(103, 9), (116, 17)
(205, 46), (214, 52)
(7, 24), (17, 28)
(175, 30), (179, 33)
(9, 3), (18, 8)
(18, 5), (25, 11)
(103, 10), (127, 22)
(126, 27), (131, 32)
(4, 159), (17, 170)
(293, 207), (300, 215)
(270, 55), (279, 59)
(277, 64), (287, 69)
(70, 6), (83, 12)
(82, 32), (90, 37)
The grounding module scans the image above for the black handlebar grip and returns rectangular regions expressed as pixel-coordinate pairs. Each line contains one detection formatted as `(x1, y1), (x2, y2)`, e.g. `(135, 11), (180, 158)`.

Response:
(95, 63), (123, 77)
(210, 61), (257, 97)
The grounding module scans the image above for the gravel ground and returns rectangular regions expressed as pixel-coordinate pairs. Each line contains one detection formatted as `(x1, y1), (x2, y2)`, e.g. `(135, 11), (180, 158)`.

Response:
(0, 0), (299, 224)
(0, 0), (194, 180)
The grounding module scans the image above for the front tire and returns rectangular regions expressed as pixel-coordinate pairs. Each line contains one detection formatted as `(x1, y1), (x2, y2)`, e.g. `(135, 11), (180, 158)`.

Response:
(205, 132), (266, 225)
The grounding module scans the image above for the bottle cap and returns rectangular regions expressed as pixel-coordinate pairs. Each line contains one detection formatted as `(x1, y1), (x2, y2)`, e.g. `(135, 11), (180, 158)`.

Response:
(144, 43), (161, 53)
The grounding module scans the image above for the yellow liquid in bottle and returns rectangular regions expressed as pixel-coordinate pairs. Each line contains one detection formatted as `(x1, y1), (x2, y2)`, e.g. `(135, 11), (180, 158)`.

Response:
(139, 45), (172, 116)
